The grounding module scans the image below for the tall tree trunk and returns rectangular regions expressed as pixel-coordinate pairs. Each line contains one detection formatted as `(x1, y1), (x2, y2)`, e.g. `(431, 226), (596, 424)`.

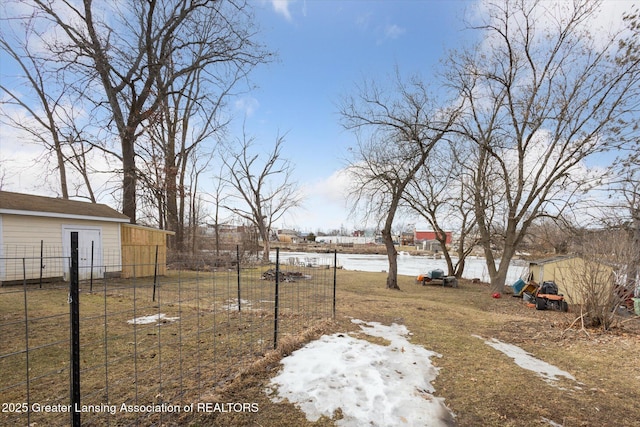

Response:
(455, 258), (466, 278)
(382, 228), (399, 290)
(487, 231), (525, 293)
(53, 134), (68, 199)
(164, 114), (179, 249)
(190, 172), (199, 254)
(215, 223), (220, 258)
(166, 161), (180, 251)
(122, 133), (137, 223)
(443, 246), (455, 277)
(177, 151), (188, 252)
(260, 223), (270, 263)
(70, 139), (96, 203)
(80, 172), (96, 203)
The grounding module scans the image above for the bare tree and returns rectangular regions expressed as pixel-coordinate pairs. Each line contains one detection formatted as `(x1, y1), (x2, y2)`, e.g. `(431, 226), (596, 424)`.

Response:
(570, 227), (636, 330)
(403, 139), (478, 277)
(446, 0), (640, 292)
(597, 154), (640, 296)
(186, 152), (208, 254)
(140, 87), (222, 250)
(223, 133), (303, 262)
(207, 165), (231, 259)
(6, 0), (269, 222)
(139, 9), (250, 248)
(617, 6), (640, 296)
(621, 165), (640, 295)
(0, 31), (69, 198)
(340, 74), (459, 290)
(0, 20), (99, 201)
(524, 217), (575, 255)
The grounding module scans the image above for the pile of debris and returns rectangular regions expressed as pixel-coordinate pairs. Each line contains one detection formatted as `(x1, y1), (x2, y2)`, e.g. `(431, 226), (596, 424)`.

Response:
(511, 279), (568, 312)
(261, 269), (308, 282)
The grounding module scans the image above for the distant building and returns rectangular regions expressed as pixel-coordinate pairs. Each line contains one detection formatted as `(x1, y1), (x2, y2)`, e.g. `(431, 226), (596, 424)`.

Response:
(276, 229), (300, 244)
(314, 235), (375, 245)
(204, 223), (258, 246)
(414, 230), (452, 245)
(401, 231), (414, 246)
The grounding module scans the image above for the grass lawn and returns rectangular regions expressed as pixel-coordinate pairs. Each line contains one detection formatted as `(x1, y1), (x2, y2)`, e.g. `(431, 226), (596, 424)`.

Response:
(2, 268), (638, 426)
(0, 265), (334, 426)
(198, 270), (640, 427)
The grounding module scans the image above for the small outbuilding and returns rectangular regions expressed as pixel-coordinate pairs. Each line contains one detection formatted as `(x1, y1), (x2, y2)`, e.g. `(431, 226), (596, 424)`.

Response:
(0, 191), (130, 283)
(276, 229), (300, 244)
(527, 255), (614, 305)
(0, 191), (171, 284)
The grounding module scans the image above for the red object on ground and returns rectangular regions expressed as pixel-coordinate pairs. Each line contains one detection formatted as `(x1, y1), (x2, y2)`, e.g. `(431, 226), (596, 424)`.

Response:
(492, 292), (501, 299)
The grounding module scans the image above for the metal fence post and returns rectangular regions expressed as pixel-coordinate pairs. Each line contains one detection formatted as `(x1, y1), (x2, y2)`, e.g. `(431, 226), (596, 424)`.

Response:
(70, 232), (81, 427)
(273, 248), (280, 350)
(333, 250), (337, 318)
(39, 240), (44, 288)
(152, 245), (158, 302)
(22, 258), (32, 426)
(89, 240), (94, 292)
(237, 245), (241, 312)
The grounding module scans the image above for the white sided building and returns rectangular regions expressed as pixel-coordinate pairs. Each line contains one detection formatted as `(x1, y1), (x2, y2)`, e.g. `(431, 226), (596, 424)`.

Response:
(0, 191), (130, 283)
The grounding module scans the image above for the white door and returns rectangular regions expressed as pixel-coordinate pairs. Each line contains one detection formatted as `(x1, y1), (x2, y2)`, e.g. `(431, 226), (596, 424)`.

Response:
(63, 226), (103, 281)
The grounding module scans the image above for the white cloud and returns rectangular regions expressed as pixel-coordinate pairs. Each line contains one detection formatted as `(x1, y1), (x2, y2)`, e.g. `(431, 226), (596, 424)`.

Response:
(309, 167), (351, 203)
(384, 23), (406, 40)
(270, 0), (294, 21)
(470, 0), (632, 51)
(234, 96), (260, 118)
(355, 11), (373, 31)
(280, 168), (352, 232)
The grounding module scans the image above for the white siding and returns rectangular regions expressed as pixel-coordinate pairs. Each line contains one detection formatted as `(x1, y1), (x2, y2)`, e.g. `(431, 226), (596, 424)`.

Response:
(0, 214), (121, 282)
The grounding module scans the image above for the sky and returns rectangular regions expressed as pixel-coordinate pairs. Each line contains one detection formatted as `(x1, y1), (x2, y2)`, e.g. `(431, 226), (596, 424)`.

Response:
(230, 0), (472, 232)
(0, 0), (635, 232)
(266, 319), (582, 426)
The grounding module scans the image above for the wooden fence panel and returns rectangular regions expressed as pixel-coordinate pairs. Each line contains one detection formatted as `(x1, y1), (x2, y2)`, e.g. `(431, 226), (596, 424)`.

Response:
(121, 224), (173, 278)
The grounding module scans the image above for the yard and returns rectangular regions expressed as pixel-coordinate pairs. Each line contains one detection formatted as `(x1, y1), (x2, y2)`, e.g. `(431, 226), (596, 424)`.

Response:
(1, 268), (638, 426)
(0, 263), (335, 426)
(201, 270), (640, 427)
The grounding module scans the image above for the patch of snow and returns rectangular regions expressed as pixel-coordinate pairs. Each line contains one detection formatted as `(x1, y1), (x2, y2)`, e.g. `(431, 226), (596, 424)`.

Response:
(220, 298), (252, 311)
(541, 416), (564, 426)
(127, 313), (179, 325)
(267, 319), (455, 427)
(219, 298), (274, 311)
(473, 335), (580, 388)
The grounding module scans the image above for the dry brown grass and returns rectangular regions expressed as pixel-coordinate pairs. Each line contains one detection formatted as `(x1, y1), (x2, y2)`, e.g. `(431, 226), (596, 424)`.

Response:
(196, 270), (640, 427)
(2, 268), (639, 426)
(0, 265), (334, 426)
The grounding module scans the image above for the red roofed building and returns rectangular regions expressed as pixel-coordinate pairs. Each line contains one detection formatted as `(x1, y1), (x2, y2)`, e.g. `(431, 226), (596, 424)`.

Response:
(414, 230), (452, 245)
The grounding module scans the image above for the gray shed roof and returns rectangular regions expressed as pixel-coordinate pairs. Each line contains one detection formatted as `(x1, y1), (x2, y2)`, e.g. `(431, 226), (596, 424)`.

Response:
(528, 255), (579, 266)
(0, 191), (130, 223)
